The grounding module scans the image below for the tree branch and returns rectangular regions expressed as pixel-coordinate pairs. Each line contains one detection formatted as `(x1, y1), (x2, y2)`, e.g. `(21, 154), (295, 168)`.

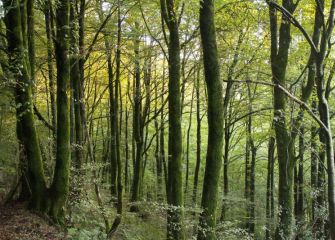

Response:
(33, 104), (55, 131)
(266, 0), (319, 54)
(223, 79), (329, 132)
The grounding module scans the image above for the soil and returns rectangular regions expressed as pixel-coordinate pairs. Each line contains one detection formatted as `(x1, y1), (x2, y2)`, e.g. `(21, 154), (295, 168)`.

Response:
(0, 202), (67, 240)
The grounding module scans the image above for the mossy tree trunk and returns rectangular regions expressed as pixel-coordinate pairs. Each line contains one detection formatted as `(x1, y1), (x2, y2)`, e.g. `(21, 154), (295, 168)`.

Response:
(267, 0), (325, 238)
(4, 0), (47, 211)
(160, 67), (168, 193)
(313, 0), (335, 235)
(49, 0), (71, 222)
(268, 2), (296, 238)
(160, 0), (184, 239)
(198, 0), (224, 239)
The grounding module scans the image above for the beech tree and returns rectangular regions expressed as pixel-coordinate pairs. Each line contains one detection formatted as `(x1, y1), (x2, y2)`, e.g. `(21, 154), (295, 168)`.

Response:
(3, 0), (335, 239)
(4, 0), (47, 210)
(198, 0), (224, 239)
(160, 0), (184, 239)
(48, 0), (71, 221)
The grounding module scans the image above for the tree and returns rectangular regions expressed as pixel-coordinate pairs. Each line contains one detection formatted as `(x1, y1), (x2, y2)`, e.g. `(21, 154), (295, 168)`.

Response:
(160, 0), (184, 239)
(198, 0), (224, 239)
(265, 133), (275, 239)
(4, 0), (47, 211)
(130, 21), (143, 208)
(268, 1), (298, 238)
(70, 0), (84, 180)
(49, 0), (71, 222)
(268, 0), (335, 238)
(192, 67), (202, 206)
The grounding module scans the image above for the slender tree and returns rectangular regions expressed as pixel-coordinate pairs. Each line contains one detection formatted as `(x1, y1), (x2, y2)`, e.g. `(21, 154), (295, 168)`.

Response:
(294, 125), (304, 234)
(131, 21), (143, 208)
(185, 83), (195, 196)
(161, 0), (184, 238)
(265, 134), (275, 239)
(268, 1), (296, 237)
(70, 0), (84, 178)
(192, 67), (201, 206)
(44, 0), (56, 141)
(108, 1), (123, 234)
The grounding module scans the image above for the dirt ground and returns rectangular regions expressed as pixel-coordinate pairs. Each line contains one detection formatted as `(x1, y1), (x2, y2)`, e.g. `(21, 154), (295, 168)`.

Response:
(0, 202), (67, 240)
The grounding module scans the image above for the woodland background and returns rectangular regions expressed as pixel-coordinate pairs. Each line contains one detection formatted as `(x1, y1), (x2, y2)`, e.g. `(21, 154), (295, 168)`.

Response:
(1, 0), (335, 239)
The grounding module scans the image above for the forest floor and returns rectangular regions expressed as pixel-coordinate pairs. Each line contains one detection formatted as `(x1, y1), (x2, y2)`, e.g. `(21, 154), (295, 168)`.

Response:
(0, 198), (167, 240)
(0, 202), (67, 240)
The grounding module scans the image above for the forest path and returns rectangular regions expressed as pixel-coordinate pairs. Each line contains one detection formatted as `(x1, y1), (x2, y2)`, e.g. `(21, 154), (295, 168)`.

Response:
(0, 202), (67, 240)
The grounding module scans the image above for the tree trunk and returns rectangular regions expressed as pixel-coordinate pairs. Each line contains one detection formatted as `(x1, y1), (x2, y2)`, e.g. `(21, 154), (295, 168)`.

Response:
(95, 0), (117, 197)
(245, 83), (256, 234)
(49, 0), (71, 222)
(220, 116), (230, 221)
(44, 0), (56, 140)
(70, 0), (84, 184)
(125, 94), (130, 193)
(185, 84), (195, 196)
(310, 110), (317, 214)
(198, 0), (224, 239)
(27, 0), (35, 85)
(192, 67), (201, 206)
(110, 1), (122, 230)
(313, 1), (335, 238)
(161, 0), (184, 238)
(294, 125), (304, 239)
(155, 75), (163, 201)
(131, 22), (143, 209)
(268, 2), (296, 238)
(5, 0), (47, 210)
(160, 65), (168, 194)
(266, 135), (275, 240)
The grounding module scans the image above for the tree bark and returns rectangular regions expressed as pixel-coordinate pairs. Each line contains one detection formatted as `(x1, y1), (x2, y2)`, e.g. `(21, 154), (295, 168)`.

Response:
(294, 125), (304, 239)
(49, 0), (71, 222)
(198, 0), (224, 239)
(266, 135), (275, 239)
(192, 67), (201, 206)
(131, 22), (143, 209)
(185, 83), (195, 196)
(268, 2), (296, 238)
(161, 0), (184, 238)
(44, 0), (56, 142)
(4, 0), (47, 210)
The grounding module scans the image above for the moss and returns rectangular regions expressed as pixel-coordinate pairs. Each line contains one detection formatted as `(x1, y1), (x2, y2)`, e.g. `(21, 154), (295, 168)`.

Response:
(4, 0), (47, 212)
(48, 0), (71, 223)
(198, 0), (224, 239)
